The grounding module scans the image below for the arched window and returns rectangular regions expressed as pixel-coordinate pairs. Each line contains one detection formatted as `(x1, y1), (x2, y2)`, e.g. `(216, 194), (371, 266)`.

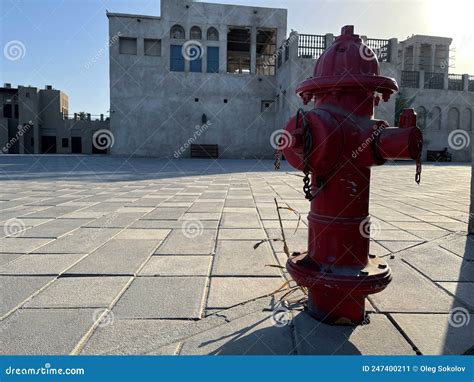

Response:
(462, 108), (472, 131)
(416, 106), (426, 130)
(170, 24), (185, 39)
(190, 26), (202, 40)
(207, 27), (219, 41)
(428, 107), (442, 130)
(448, 107), (460, 131)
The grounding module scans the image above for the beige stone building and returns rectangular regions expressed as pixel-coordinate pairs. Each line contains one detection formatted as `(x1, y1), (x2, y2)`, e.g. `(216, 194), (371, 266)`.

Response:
(0, 84), (110, 154)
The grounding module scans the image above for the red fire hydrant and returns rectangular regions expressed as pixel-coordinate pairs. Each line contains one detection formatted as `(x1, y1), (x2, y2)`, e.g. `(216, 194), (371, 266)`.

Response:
(280, 26), (423, 325)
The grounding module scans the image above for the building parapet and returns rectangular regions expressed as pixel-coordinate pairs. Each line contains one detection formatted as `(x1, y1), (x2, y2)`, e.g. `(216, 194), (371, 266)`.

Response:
(401, 70), (474, 92)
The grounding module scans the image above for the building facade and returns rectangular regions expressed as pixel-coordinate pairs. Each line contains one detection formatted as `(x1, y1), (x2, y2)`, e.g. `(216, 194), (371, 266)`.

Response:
(108, 0), (474, 162)
(0, 84), (110, 155)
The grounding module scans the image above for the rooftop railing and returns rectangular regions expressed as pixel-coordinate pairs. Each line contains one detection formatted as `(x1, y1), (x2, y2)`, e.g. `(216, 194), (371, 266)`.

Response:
(297, 34), (326, 59)
(366, 38), (391, 62)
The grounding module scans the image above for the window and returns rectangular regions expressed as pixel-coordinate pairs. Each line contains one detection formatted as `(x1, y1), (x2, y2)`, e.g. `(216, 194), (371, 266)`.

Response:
(170, 25), (185, 39)
(3, 104), (12, 118)
(190, 55), (202, 72)
(144, 39), (161, 56)
(256, 29), (277, 76)
(170, 45), (185, 72)
(25, 92), (30, 98)
(227, 27), (251, 74)
(119, 37), (137, 55)
(207, 47), (219, 73)
(207, 27), (219, 41)
(62, 138), (69, 148)
(190, 26), (202, 40)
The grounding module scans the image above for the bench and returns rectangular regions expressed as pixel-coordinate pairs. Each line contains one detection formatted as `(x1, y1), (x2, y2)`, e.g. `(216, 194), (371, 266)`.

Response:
(190, 144), (219, 159)
(427, 149), (452, 162)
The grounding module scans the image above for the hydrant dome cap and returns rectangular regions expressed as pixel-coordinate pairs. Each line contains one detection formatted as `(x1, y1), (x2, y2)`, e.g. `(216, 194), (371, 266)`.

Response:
(296, 25), (398, 101)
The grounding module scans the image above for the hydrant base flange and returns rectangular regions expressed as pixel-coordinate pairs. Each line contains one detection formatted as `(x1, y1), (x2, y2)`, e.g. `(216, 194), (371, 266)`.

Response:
(286, 253), (392, 325)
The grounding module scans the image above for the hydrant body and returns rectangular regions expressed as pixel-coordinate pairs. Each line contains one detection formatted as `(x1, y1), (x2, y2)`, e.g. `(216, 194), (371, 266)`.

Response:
(281, 26), (423, 325)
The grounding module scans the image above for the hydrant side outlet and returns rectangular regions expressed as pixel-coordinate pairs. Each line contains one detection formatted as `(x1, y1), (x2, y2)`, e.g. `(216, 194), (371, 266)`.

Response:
(280, 25), (423, 325)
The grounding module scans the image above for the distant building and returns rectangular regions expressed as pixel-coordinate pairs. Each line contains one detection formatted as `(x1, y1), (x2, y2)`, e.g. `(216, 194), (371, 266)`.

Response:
(0, 84), (110, 154)
(106, 0), (473, 162)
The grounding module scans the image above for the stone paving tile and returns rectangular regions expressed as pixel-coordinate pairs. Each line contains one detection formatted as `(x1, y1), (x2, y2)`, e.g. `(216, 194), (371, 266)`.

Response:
(188, 202), (224, 213)
(0, 254), (22, 266)
(370, 241), (391, 257)
(180, 311), (294, 355)
(0, 276), (54, 316)
(83, 212), (144, 228)
(436, 282), (474, 309)
(220, 212), (261, 228)
(24, 276), (131, 308)
(142, 208), (188, 220)
(0, 254), (84, 275)
(390, 221), (446, 230)
(66, 239), (158, 275)
(130, 219), (219, 229)
(0, 238), (53, 254)
(376, 240), (423, 253)
(405, 229), (450, 241)
(155, 229), (217, 255)
(224, 199), (256, 208)
(369, 259), (456, 313)
(391, 313), (474, 355)
(114, 229), (170, 240)
(206, 277), (284, 309)
(18, 206), (81, 219)
(372, 230), (424, 241)
(218, 229), (266, 240)
(439, 234), (474, 261)
(113, 277), (206, 319)
(81, 319), (187, 355)
(19, 218), (91, 238)
(32, 228), (121, 254)
(400, 244), (473, 282)
(293, 313), (414, 355)
(212, 240), (279, 277)
(0, 308), (96, 355)
(139, 256), (212, 276)
(181, 212), (221, 221)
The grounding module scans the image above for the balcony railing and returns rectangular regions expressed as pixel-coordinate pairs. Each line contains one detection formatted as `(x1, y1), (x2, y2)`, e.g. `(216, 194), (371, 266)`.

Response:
(424, 72), (444, 89)
(298, 34), (326, 59)
(366, 38), (391, 62)
(401, 71), (419, 88)
(448, 74), (463, 91)
(469, 76), (474, 92)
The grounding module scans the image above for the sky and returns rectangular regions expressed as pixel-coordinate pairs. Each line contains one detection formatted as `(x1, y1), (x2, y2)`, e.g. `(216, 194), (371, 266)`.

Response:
(1, 0), (473, 115)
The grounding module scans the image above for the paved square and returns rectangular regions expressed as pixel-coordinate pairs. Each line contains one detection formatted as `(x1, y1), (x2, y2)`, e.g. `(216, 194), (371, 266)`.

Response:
(0, 156), (472, 355)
